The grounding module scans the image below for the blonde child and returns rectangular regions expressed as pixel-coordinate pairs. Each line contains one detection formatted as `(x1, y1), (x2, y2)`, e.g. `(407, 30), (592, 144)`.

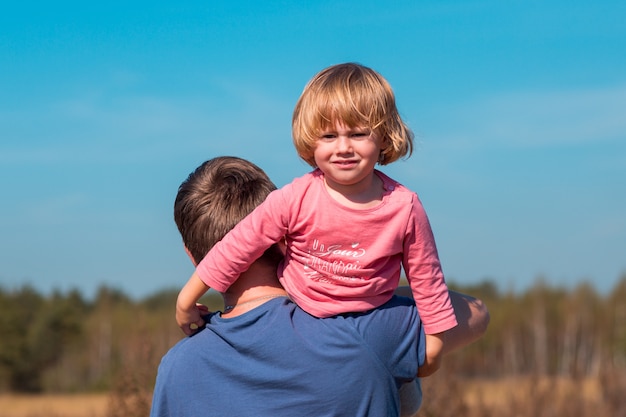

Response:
(177, 62), (457, 374)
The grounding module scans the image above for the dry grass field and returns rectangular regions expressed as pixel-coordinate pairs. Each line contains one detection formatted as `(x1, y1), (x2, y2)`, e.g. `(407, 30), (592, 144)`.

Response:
(0, 375), (619, 417)
(462, 375), (602, 406)
(418, 372), (626, 417)
(0, 393), (108, 417)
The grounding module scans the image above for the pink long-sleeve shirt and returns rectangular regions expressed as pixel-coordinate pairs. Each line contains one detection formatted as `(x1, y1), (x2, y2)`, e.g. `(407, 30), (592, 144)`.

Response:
(196, 169), (457, 334)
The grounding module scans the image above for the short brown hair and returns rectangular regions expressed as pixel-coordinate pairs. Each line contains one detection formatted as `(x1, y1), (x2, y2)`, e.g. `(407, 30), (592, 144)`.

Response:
(292, 63), (414, 167)
(174, 156), (280, 265)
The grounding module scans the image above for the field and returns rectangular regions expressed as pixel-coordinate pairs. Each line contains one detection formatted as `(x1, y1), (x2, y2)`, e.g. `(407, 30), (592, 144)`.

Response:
(0, 394), (108, 417)
(0, 375), (618, 417)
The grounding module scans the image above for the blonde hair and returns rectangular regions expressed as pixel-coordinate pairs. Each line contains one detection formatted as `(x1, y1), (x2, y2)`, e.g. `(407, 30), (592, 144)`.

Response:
(292, 63), (414, 167)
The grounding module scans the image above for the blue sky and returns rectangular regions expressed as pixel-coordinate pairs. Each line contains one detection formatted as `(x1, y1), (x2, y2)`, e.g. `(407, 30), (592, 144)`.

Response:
(2, 1), (625, 299)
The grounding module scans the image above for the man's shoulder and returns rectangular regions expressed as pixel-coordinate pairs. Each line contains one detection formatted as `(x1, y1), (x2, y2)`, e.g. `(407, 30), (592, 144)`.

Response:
(356, 296), (417, 321)
(346, 296), (421, 341)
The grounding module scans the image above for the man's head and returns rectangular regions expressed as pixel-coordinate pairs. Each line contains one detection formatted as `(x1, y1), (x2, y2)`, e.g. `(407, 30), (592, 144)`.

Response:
(174, 156), (280, 265)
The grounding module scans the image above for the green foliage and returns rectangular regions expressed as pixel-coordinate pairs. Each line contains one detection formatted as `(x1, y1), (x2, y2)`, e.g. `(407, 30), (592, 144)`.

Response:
(0, 286), (44, 391)
(0, 278), (625, 395)
(437, 278), (626, 378)
(0, 286), (89, 392)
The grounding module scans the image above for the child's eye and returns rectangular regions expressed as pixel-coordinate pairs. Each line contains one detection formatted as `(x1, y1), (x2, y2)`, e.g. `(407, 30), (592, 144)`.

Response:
(351, 131), (371, 139)
(319, 133), (337, 141)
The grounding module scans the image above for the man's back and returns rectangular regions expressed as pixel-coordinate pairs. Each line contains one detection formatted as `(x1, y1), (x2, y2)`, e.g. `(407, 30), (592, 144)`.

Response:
(151, 296), (424, 417)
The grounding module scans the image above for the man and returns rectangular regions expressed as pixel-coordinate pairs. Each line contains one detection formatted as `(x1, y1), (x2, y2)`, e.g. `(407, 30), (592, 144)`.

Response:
(150, 156), (489, 417)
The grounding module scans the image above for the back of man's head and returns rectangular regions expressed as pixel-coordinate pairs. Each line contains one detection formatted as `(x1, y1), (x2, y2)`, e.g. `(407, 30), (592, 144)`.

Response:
(174, 156), (278, 264)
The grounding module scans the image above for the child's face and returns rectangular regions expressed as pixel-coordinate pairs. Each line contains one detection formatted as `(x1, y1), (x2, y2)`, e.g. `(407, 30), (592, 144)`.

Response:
(313, 120), (383, 194)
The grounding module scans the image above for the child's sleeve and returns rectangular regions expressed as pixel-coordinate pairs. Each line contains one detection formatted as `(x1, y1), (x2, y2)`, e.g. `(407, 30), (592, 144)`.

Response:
(402, 195), (458, 334)
(195, 186), (290, 291)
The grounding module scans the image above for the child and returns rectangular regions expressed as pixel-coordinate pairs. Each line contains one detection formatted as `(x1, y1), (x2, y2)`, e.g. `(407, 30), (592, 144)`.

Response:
(177, 62), (457, 374)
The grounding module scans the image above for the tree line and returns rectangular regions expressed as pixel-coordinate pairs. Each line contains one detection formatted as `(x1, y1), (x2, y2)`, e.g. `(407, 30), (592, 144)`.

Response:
(0, 275), (625, 394)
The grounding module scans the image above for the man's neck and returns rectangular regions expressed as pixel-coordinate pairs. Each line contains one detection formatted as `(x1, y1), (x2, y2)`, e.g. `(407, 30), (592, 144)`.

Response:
(221, 261), (288, 317)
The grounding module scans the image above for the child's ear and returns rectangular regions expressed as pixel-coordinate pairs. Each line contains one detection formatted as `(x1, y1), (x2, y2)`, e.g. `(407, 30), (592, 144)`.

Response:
(378, 137), (392, 164)
(184, 245), (199, 266)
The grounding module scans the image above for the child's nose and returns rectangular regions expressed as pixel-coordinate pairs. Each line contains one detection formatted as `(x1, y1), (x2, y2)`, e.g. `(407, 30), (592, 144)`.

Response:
(336, 136), (352, 152)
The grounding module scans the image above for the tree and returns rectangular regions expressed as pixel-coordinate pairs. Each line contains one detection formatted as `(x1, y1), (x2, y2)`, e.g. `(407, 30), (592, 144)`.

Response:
(0, 286), (45, 391)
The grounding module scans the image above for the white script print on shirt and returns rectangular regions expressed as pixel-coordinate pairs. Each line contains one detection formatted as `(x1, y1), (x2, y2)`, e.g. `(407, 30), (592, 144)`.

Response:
(303, 239), (367, 283)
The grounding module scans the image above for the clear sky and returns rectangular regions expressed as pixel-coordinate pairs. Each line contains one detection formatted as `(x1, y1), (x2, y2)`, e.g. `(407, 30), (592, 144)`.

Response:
(2, 1), (625, 300)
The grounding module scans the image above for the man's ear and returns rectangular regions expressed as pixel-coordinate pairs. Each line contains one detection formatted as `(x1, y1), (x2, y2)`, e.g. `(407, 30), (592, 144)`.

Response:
(278, 238), (287, 256)
(184, 245), (199, 266)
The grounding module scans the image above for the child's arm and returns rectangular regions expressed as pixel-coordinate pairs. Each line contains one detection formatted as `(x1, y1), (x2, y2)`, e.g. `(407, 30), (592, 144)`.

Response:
(176, 272), (210, 336)
(395, 287), (490, 376)
(418, 333), (444, 377)
(195, 187), (289, 293)
(439, 290), (490, 355)
(401, 195), (459, 375)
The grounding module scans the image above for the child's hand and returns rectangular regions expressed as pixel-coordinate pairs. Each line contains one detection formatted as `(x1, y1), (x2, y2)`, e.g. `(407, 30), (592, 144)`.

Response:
(176, 302), (207, 336)
(196, 303), (210, 315)
(176, 272), (211, 336)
